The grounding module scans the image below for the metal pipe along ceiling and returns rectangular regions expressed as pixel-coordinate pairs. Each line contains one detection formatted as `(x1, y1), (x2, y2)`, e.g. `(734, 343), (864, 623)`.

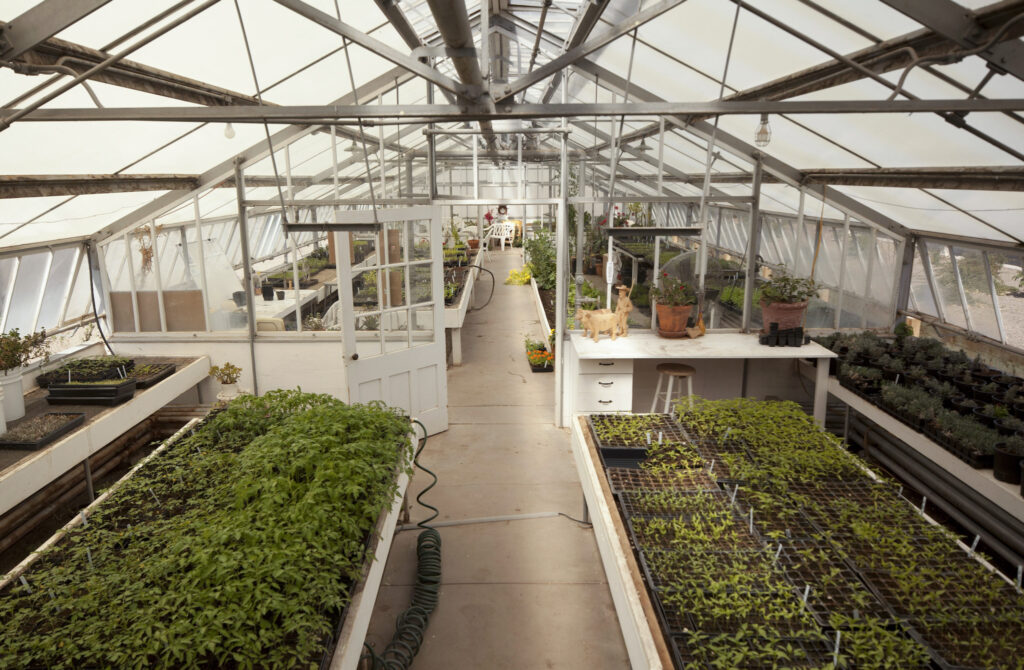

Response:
(423, 0), (497, 147)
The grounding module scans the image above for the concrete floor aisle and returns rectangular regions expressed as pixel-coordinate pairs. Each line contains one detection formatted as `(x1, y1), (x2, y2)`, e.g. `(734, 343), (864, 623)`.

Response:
(364, 249), (630, 669)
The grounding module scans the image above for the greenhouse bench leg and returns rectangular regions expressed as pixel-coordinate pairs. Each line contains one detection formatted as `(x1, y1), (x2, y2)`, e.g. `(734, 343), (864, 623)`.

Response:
(813, 358), (828, 427)
(451, 327), (463, 366)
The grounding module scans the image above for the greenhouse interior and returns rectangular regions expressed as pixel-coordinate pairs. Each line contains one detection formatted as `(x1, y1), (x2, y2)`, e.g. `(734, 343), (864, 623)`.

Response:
(1, 0), (1024, 667)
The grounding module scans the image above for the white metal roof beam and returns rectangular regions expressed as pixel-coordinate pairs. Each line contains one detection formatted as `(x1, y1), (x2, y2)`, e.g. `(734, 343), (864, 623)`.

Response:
(271, 0), (469, 99)
(0, 0), (112, 61)
(537, 0), (610, 103)
(497, 0), (687, 102)
(879, 0), (1024, 83)
(570, 59), (914, 241)
(92, 66), (415, 242)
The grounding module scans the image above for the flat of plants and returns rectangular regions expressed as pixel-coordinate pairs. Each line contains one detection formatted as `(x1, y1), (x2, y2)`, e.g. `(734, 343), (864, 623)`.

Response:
(45, 377), (138, 405)
(0, 412), (85, 450)
(0, 390), (413, 669)
(588, 413), (688, 449)
(818, 331), (1024, 472)
(586, 400), (1024, 669)
(606, 466), (717, 494)
(129, 362), (176, 389)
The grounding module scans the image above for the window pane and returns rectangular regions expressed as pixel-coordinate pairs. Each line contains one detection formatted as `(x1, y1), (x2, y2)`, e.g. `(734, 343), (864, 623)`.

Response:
(926, 242), (968, 330)
(411, 264), (432, 305)
(355, 312), (382, 358)
(383, 309), (409, 352)
(411, 305), (434, 347)
(6, 251), (49, 333)
(37, 247), (78, 330)
(953, 245), (1001, 341)
(909, 245), (938, 318)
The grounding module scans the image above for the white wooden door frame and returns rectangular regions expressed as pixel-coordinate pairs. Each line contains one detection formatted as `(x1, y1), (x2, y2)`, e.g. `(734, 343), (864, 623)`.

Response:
(335, 206), (448, 435)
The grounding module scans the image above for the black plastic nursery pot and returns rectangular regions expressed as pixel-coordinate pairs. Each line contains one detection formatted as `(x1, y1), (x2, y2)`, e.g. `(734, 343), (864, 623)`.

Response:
(0, 412), (85, 450)
(46, 378), (138, 405)
(261, 285), (275, 300)
(993, 445), (1023, 484)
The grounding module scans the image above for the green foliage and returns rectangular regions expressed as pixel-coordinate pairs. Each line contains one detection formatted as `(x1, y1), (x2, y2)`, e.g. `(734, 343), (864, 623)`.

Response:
(38, 356), (133, 386)
(208, 362), (242, 384)
(759, 268), (819, 305)
(0, 391), (412, 669)
(649, 273), (696, 307)
(0, 328), (49, 375)
(523, 232), (557, 290)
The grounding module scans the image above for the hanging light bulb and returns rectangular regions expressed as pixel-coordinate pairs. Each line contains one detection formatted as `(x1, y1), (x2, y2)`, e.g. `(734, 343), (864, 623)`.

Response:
(224, 122), (236, 139)
(637, 137), (650, 152)
(754, 113), (771, 147)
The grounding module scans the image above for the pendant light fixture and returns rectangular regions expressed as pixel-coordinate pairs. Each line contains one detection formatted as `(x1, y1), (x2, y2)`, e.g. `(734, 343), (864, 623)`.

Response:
(754, 113), (771, 147)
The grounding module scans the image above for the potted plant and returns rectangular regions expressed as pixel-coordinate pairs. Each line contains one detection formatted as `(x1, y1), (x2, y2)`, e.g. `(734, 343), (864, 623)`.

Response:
(993, 437), (1024, 484)
(758, 270), (819, 332)
(0, 328), (49, 425)
(650, 272), (696, 338)
(209, 362), (242, 402)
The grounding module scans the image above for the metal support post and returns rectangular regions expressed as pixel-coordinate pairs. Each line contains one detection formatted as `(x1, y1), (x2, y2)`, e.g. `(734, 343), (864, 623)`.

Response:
(740, 155), (763, 332)
(234, 158), (260, 395)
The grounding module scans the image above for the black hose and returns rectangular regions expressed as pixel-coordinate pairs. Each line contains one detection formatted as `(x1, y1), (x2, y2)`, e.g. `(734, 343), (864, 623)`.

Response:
(363, 419), (442, 670)
(470, 266), (496, 311)
(84, 243), (114, 356)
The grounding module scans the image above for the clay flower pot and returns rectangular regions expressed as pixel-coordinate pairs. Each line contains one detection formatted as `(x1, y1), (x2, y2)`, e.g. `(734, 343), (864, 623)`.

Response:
(655, 303), (693, 338)
(760, 300), (808, 332)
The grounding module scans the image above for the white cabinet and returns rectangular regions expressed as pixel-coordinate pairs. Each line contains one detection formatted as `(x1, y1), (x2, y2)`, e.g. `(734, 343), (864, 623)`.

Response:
(575, 361), (633, 413)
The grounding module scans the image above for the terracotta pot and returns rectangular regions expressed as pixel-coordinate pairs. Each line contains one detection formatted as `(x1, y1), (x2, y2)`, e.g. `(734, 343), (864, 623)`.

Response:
(467, 239), (479, 249)
(760, 300), (808, 332)
(655, 303), (693, 338)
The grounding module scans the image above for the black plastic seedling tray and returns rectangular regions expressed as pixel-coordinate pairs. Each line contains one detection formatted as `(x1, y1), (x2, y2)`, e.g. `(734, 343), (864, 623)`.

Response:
(0, 413), (85, 450)
(132, 363), (176, 389)
(46, 379), (138, 405)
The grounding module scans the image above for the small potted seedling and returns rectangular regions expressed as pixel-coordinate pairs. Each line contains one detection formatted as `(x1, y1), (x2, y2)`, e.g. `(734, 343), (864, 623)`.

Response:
(209, 362), (242, 402)
(0, 328), (49, 426)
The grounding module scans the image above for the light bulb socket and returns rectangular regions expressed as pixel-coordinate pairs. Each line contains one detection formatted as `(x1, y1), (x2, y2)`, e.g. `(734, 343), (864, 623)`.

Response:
(754, 113), (771, 148)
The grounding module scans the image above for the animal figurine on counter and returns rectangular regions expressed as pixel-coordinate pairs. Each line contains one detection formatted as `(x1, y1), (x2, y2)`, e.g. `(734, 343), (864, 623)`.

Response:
(580, 284), (635, 342)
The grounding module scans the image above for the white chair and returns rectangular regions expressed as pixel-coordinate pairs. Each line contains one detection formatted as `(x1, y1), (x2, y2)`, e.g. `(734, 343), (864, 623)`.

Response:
(322, 302), (343, 330)
(486, 221), (516, 252)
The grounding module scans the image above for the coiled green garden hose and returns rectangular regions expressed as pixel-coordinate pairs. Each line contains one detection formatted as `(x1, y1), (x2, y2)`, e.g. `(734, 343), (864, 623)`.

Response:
(363, 419), (442, 670)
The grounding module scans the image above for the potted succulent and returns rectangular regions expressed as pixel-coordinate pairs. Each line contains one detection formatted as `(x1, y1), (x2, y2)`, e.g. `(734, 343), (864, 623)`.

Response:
(209, 362), (242, 402)
(758, 270), (819, 332)
(0, 328), (49, 425)
(650, 272), (696, 338)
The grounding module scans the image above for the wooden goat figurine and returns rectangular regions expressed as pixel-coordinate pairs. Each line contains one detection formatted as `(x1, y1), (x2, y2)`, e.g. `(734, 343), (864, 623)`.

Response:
(580, 285), (634, 342)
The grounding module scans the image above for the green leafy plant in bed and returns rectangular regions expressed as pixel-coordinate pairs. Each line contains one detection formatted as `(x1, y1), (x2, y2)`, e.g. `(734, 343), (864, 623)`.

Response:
(0, 390), (412, 669)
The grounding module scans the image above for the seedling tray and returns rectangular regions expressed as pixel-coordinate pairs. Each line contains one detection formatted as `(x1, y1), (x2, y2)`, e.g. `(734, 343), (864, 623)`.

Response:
(131, 363), (176, 389)
(731, 486), (820, 540)
(587, 413), (687, 449)
(638, 548), (775, 592)
(0, 413), (85, 450)
(46, 379), (137, 405)
(605, 467), (717, 494)
(669, 632), (836, 670)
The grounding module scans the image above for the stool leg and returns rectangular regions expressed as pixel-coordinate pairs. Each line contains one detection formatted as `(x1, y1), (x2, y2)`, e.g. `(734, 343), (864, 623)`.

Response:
(663, 375), (675, 414)
(650, 373), (664, 413)
(687, 375), (694, 409)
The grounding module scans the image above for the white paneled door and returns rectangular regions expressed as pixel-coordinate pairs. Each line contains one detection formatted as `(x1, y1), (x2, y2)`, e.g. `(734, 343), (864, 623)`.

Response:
(335, 206), (448, 435)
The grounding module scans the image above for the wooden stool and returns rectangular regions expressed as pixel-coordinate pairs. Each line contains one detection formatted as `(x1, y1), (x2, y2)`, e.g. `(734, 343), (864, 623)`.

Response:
(650, 363), (696, 413)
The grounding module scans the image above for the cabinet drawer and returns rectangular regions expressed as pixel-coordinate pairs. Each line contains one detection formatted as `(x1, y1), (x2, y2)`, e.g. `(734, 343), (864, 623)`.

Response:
(576, 390), (631, 413)
(579, 358), (633, 374)
(577, 373), (633, 394)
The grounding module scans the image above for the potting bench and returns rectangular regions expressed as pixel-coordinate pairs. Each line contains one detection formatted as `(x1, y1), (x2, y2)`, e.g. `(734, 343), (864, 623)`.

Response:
(563, 332), (835, 425)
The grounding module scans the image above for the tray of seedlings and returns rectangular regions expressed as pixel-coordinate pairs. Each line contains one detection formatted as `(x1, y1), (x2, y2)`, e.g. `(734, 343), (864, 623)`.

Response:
(606, 466), (717, 495)
(129, 362), (176, 389)
(621, 489), (764, 555)
(587, 413), (688, 462)
(0, 391), (413, 669)
(730, 485), (820, 541)
(0, 412), (86, 450)
(36, 355), (135, 388)
(669, 632), (837, 670)
(46, 377), (137, 405)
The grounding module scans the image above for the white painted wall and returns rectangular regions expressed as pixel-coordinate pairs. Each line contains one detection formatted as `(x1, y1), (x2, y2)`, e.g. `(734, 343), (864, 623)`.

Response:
(110, 335), (348, 402)
(630, 358), (813, 409)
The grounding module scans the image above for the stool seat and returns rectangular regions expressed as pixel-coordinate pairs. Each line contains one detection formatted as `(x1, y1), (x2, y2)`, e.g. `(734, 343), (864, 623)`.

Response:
(656, 363), (696, 377)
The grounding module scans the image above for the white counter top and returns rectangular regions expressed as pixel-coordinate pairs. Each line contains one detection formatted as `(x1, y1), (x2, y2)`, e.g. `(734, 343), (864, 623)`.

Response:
(570, 332), (836, 360)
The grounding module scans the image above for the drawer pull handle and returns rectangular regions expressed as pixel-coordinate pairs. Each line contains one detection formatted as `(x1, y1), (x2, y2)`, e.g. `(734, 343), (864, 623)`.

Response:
(598, 362), (614, 366)
(598, 399), (613, 405)
(598, 381), (614, 387)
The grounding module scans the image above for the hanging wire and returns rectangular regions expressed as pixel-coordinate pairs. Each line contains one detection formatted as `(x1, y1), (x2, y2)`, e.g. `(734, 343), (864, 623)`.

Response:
(232, 0), (290, 224)
(340, 35), (380, 223)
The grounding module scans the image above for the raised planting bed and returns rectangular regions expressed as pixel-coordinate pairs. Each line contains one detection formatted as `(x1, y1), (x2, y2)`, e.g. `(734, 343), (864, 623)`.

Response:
(0, 412), (85, 450)
(577, 398), (1024, 670)
(129, 362), (176, 389)
(0, 390), (413, 669)
(45, 377), (137, 405)
(35, 355), (135, 388)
